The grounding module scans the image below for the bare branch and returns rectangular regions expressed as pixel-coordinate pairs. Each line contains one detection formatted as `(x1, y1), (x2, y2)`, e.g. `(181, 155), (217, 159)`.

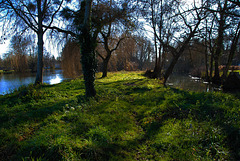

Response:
(110, 37), (125, 52)
(96, 50), (105, 60)
(5, 0), (38, 32)
(44, 0), (64, 33)
(22, 3), (38, 25)
(43, 25), (77, 37)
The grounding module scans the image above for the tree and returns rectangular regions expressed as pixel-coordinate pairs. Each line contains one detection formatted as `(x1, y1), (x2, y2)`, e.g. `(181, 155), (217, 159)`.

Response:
(96, 34), (152, 72)
(141, 0), (206, 84)
(44, 51), (56, 70)
(204, 0), (240, 84)
(61, 40), (82, 78)
(95, 0), (134, 78)
(134, 36), (154, 70)
(212, 0), (228, 83)
(222, 21), (240, 81)
(47, 0), (97, 97)
(79, 0), (98, 97)
(1, 0), (65, 84)
(97, 31), (125, 78)
(114, 36), (139, 71)
(8, 35), (30, 72)
(55, 0), (134, 97)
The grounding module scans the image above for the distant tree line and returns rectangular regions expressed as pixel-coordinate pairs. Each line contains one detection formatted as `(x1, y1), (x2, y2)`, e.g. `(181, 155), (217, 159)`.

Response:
(0, 35), (58, 73)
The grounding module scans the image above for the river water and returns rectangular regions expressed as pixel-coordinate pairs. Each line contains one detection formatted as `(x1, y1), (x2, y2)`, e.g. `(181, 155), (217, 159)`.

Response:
(0, 70), (68, 95)
(167, 74), (221, 92)
(0, 71), (219, 95)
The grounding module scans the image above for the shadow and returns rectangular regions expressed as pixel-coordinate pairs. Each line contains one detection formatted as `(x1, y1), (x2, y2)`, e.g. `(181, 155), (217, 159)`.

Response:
(0, 99), (69, 129)
(135, 89), (240, 160)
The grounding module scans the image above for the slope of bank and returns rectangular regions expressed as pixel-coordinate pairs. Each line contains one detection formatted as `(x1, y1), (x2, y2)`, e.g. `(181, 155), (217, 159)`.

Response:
(0, 71), (240, 160)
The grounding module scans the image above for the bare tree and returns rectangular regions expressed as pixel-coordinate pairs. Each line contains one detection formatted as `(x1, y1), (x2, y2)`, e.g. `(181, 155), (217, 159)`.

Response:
(222, 21), (240, 81)
(1, 0), (65, 84)
(204, 0), (240, 84)
(135, 36), (154, 70)
(97, 31), (125, 78)
(141, 0), (207, 84)
(94, 0), (134, 78)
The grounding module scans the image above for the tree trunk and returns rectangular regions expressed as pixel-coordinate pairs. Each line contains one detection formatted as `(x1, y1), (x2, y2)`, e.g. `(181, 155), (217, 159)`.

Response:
(222, 22), (240, 82)
(163, 55), (179, 84)
(204, 20), (209, 81)
(210, 51), (214, 81)
(35, 0), (44, 84)
(213, 4), (226, 84)
(162, 18), (201, 84)
(204, 43), (209, 81)
(153, 40), (161, 78)
(81, 0), (96, 98)
(213, 54), (220, 83)
(81, 37), (96, 97)
(35, 32), (44, 84)
(102, 57), (110, 78)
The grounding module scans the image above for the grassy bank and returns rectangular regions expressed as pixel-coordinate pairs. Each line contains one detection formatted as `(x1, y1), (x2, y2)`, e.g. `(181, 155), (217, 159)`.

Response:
(0, 70), (15, 74)
(0, 71), (240, 160)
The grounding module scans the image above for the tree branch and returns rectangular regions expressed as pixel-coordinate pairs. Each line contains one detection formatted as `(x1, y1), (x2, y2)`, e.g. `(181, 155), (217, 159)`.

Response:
(6, 0), (38, 32)
(22, 3), (38, 25)
(96, 50), (105, 60)
(43, 25), (76, 37)
(110, 37), (125, 52)
(44, 0), (64, 33)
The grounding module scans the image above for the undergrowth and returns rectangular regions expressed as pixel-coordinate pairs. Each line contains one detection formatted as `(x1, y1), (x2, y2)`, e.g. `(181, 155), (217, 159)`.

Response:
(0, 71), (239, 160)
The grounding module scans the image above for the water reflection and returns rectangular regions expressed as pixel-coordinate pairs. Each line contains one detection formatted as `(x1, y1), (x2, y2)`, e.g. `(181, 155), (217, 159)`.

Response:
(167, 74), (221, 92)
(0, 70), (67, 95)
(49, 74), (62, 85)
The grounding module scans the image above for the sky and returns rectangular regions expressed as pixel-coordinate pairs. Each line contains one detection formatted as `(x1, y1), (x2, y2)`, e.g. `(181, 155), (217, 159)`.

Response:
(0, 41), (9, 58)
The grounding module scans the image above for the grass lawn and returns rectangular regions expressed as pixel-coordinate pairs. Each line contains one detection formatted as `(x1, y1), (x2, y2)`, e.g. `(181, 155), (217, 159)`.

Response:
(0, 71), (240, 160)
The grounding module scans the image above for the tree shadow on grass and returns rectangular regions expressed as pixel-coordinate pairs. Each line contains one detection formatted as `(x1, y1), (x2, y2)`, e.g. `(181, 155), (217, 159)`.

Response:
(0, 99), (69, 128)
(137, 88), (240, 160)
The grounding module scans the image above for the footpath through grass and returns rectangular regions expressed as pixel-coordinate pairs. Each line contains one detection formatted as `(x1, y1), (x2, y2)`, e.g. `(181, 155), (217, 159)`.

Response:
(0, 71), (240, 160)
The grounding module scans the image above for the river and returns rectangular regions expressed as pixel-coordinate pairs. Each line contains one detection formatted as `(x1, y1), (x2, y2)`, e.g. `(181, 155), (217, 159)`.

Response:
(0, 71), (220, 95)
(0, 70), (68, 95)
(167, 74), (221, 92)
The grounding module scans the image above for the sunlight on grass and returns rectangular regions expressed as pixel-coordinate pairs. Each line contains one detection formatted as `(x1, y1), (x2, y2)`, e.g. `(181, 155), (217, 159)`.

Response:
(0, 71), (240, 160)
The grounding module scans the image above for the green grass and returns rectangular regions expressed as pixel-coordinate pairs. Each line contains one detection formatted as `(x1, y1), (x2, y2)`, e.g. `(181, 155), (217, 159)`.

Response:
(0, 71), (240, 160)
